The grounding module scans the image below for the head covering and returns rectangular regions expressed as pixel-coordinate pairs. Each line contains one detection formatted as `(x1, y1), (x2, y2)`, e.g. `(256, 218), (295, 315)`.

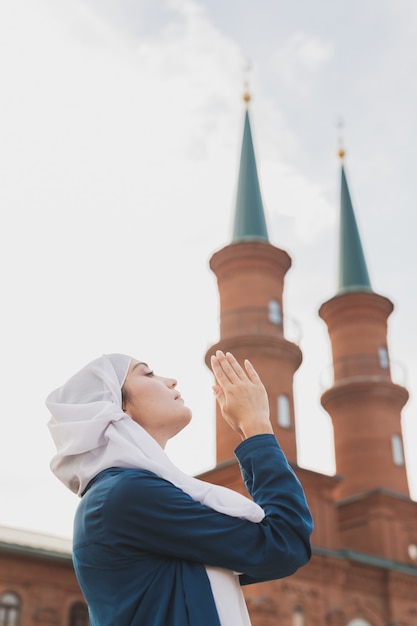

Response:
(47, 354), (133, 495)
(46, 353), (264, 626)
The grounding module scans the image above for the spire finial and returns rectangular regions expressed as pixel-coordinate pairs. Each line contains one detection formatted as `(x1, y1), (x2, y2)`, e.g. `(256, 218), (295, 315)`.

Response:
(242, 59), (252, 107)
(336, 117), (346, 161)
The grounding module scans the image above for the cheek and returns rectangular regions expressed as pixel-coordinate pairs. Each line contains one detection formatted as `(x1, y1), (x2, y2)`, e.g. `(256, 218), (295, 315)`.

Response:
(123, 381), (151, 415)
(127, 386), (167, 420)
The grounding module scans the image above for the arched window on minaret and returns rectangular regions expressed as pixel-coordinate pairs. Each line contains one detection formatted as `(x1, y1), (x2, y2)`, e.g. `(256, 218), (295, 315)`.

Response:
(378, 346), (389, 369)
(292, 605), (304, 626)
(392, 433), (405, 467)
(277, 394), (291, 428)
(268, 299), (282, 325)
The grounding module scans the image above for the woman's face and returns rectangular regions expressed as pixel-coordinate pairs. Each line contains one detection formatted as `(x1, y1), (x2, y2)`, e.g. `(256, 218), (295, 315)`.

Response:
(122, 360), (192, 447)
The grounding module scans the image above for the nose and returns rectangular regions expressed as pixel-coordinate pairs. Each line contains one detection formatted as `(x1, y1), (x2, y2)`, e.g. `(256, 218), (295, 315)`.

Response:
(165, 377), (177, 388)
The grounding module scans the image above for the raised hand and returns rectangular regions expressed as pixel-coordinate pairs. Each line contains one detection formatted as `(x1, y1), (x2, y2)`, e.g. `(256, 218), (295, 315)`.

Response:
(210, 350), (273, 440)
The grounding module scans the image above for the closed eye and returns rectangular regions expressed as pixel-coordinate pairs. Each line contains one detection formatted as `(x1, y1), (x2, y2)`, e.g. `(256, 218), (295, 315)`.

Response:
(146, 371), (154, 377)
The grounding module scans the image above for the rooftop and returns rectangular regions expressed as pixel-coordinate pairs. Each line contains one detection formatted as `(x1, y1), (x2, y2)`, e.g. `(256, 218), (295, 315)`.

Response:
(0, 524), (72, 559)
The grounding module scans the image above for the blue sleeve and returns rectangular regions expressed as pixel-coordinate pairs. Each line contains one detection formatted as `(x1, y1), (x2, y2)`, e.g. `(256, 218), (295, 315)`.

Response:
(101, 434), (313, 583)
(234, 434), (313, 584)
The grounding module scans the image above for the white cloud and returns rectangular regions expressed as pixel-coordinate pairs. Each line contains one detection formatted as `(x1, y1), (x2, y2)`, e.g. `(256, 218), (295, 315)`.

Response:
(270, 31), (334, 95)
(290, 32), (334, 69)
(263, 160), (335, 243)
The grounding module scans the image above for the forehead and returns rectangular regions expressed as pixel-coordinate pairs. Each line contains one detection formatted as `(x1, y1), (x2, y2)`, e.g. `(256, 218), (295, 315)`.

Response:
(128, 360), (150, 375)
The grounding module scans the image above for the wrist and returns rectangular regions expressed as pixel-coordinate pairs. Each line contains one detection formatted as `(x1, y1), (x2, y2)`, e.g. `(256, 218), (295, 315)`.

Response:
(241, 422), (273, 439)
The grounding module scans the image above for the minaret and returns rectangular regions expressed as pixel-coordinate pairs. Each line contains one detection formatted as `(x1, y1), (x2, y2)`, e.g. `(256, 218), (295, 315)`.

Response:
(205, 91), (302, 465)
(319, 147), (409, 499)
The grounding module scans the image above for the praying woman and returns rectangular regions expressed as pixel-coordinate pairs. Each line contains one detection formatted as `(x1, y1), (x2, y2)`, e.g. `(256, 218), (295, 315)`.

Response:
(46, 349), (313, 626)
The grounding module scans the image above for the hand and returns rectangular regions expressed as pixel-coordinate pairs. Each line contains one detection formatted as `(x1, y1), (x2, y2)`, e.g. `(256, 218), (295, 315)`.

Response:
(210, 350), (273, 440)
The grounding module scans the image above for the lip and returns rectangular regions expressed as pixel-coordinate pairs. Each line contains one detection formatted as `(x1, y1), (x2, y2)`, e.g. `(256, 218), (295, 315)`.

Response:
(175, 393), (183, 401)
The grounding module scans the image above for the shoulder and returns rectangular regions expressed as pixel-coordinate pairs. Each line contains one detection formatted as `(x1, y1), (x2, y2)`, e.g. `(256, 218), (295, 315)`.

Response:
(89, 467), (169, 493)
(93, 467), (159, 484)
(88, 467), (185, 511)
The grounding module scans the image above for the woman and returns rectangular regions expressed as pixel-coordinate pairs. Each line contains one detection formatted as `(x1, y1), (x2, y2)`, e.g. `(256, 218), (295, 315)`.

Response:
(47, 350), (313, 626)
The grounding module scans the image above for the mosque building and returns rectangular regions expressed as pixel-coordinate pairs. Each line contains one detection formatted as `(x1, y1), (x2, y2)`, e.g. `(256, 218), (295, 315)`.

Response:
(1, 93), (416, 625)
(199, 90), (417, 625)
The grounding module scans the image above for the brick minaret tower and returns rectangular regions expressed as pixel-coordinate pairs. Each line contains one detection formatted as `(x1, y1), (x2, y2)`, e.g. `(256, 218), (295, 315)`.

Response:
(198, 104), (416, 626)
(205, 92), (302, 465)
(319, 149), (409, 501)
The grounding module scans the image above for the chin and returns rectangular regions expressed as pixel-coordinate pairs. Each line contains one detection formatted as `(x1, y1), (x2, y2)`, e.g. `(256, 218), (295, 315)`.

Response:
(186, 408), (193, 424)
(176, 409), (193, 435)
(182, 411), (193, 429)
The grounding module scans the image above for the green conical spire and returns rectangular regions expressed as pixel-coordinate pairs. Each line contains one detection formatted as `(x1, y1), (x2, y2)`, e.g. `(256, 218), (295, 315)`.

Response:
(338, 160), (372, 294)
(232, 103), (269, 242)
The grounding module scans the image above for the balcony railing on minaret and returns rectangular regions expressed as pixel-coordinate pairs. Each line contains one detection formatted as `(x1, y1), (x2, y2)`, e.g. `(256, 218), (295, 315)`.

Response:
(320, 354), (407, 390)
(218, 306), (301, 344)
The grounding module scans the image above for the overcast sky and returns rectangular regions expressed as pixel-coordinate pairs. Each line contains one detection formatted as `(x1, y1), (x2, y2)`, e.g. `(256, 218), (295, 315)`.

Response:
(1, 0), (416, 539)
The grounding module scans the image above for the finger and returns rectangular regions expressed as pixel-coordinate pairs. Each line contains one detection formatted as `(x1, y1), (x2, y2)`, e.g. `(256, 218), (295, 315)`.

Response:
(244, 359), (261, 384)
(212, 385), (225, 405)
(224, 352), (247, 382)
(211, 351), (239, 384)
(210, 355), (230, 384)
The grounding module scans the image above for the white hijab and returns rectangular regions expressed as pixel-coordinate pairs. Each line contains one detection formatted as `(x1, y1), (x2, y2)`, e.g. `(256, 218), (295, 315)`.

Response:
(46, 353), (264, 626)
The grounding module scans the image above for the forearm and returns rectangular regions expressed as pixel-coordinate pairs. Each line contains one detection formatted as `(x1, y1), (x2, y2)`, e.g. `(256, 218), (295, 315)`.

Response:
(235, 433), (313, 580)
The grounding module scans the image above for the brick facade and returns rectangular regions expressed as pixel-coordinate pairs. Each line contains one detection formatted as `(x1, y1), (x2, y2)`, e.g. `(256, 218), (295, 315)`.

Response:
(0, 529), (86, 626)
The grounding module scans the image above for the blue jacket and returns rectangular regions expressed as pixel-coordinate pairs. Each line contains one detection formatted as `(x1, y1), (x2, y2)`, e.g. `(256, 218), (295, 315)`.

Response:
(73, 434), (313, 625)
